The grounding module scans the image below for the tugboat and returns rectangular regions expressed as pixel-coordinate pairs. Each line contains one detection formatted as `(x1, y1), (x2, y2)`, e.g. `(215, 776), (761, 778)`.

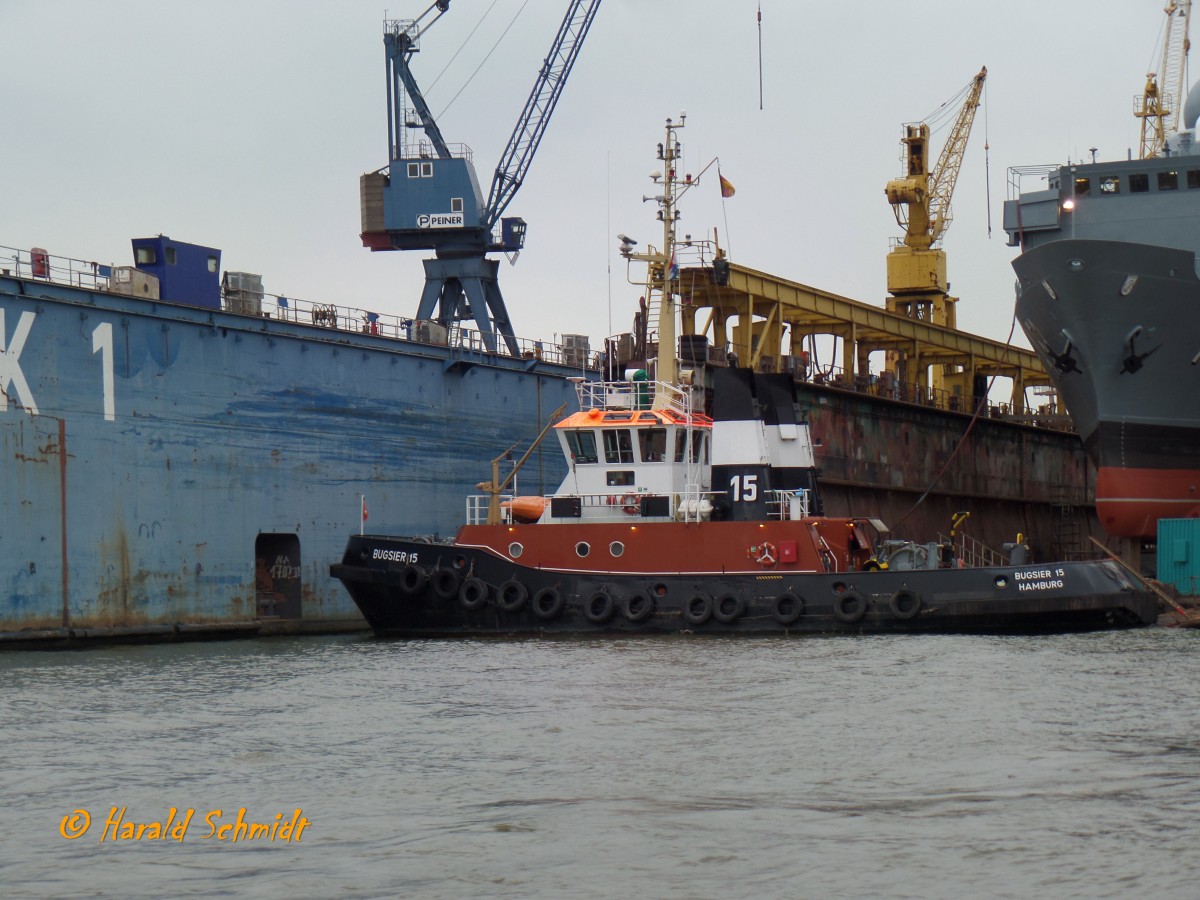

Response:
(332, 116), (1158, 636)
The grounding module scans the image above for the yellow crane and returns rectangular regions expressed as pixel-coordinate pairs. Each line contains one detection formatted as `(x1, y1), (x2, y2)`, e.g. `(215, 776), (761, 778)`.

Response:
(884, 66), (987, 332)
(1136, 1), (1192, 159)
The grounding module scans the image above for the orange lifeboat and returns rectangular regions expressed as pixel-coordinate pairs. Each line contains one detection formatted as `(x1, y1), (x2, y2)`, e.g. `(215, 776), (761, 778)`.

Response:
(503, 496), (548, 524)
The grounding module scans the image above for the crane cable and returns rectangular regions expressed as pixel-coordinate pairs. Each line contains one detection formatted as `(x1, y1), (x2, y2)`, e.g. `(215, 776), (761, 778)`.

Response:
(984, 79), (992, 239)
(426, 0), (504, 92)
(436, 0), (534, 120)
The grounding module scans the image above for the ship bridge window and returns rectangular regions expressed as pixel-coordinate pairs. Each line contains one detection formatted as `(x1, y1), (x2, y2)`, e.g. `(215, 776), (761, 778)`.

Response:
(674, 430), (709, 464)
(1074, 177), (1090, 196)
(607, 470), (634, 487)
(639, 428), (667, 462)
(408, 162), (420, 178)
(135, 246), (156, 265)
(421, 162), (433, 178)
(165, 246), (177, 265)
(1099, 175), (1120, 194)
(1188, 170), (1200, 189)
(1129, 173), (1149, 193)
(207, 255), (218, 273)
(451, 197), (464, 213)
(1159, 170), (1180, 191)
(603, 429), (634, 464)
(565, 430), (598, 464)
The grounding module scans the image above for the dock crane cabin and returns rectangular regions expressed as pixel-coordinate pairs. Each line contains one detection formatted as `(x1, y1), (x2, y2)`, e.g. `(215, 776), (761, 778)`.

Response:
(358, 0), (601, 356)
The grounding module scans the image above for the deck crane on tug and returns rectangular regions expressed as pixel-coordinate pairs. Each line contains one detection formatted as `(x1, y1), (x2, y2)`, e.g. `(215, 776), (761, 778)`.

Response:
(1135, 0), (1192, 159)
(883, 66), (987, 393)
(358, 0), (601, 356)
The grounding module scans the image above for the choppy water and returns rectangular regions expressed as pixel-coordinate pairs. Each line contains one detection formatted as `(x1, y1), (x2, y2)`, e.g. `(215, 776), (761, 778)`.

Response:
(2, 630), (1199, 899)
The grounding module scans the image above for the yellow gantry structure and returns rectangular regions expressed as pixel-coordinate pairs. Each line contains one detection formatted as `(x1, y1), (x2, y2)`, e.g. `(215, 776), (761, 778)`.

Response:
(676, 260), (1052, 413)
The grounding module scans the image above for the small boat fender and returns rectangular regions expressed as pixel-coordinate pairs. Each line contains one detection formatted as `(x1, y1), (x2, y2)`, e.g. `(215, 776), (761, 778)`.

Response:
(622, 591), (655, 623)
(888, 589), (922, 620)
(833, 590), (868, 624)
(497, 579), (529, 612)
(431, 567), (461, 600)
(400, 563), (429, 595)
(532, 586), (565, 620)
(459, 576), (489, 611)
(772, 591), (805, 625)
(681, 593), (713, 625)
(712, 593), (745, 623)
(584, 589), (616, 623)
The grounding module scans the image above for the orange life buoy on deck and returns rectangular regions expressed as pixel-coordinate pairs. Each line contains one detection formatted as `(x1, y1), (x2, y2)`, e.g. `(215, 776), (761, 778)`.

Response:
(621, 494), (640, 515)
(755, 542), (777, 567)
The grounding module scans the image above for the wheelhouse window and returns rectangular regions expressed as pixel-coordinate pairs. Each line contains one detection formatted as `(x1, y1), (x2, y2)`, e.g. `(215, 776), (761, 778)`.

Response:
(165, 246), (177, 265)
(673, 430), (709, 464)
(1159, 170), (1180, 191)
(407, 162), (420, 178)
(451, 197), (464, 213)
(565, 430), (598, 464)
(606, 471), (634, 487)
(1099, 175), (1120, 194)
(1129, 173), (1149, 193)
(603, 429), (634, 464)
(639, 428), (667, 462)
(1188, 170), (1200, 189)
(135, 247), (157, 265)
(207, 255), (218, 273)
(1073, 177), (1090, 196)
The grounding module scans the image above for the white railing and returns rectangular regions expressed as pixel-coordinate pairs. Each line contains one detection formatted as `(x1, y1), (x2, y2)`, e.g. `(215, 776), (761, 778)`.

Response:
(0, 244), (598, 370)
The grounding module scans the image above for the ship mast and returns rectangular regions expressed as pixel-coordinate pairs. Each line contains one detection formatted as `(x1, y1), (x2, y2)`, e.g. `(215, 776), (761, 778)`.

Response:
(623, 114), (686, 410)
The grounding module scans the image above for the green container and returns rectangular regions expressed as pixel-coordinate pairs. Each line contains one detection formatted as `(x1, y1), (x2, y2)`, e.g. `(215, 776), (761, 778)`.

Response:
(1157, 518), (1200, 597)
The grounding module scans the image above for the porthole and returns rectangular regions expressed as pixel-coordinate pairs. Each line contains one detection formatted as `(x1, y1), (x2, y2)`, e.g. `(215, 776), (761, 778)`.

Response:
(508, 542), (524, 559)
(609, 541), (625, 557)
(575, 542), (591, 558)
(994, 575), (1008, 589)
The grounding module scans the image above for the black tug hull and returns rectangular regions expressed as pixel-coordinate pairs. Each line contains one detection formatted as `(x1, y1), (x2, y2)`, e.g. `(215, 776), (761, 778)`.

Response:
(332, 536), (1158, 637)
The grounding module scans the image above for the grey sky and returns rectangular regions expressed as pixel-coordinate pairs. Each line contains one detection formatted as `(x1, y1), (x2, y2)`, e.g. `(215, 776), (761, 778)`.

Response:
(0, 1), (1177, 360)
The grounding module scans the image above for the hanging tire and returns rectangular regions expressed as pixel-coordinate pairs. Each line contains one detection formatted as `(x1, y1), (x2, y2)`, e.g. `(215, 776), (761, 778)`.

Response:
(833, 590), (868, 623)
(622, 591), (655, 623)
(772, 591), (805, 625)
(681, 593), (712, 625)
(584, 589), (615, 624)
(431, 567), (461, 600)
(712, 593), (745, 624)
(497, 579), (529, 612)
(531, 586), (565, 620)
(889, 588), (922, 620)
(399, 563), (428, 595)
(459, 576), (488, 611)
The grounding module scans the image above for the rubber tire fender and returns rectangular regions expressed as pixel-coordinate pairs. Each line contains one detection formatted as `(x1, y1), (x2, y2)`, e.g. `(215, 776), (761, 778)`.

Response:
(833, 590), (868, 624)
(681, 593), (713, 625)
(431, 567), (461, 600)
(622, 591), (655, 623)
(458, 576), (488, 611)
(889, 588), (922, 620)
(497, 579), (529, 612)
(399, 563), (428, 595)
(772, 591), (805, 625)
(712, 593), (745, 624)
(584, 589), (616, 624)
(531, 586), (565, 620)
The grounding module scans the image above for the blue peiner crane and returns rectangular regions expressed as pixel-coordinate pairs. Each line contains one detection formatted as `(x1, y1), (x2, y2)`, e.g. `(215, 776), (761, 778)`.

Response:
(359, 0), (601, 356)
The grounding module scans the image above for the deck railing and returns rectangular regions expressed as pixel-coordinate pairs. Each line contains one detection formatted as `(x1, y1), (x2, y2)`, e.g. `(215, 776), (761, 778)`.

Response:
(0, 244), (599, 371)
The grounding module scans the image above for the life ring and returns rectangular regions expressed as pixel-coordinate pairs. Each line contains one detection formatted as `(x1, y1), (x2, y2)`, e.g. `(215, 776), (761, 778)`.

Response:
(497, 579), (528, 612)
(531, 586), (565, 620)
(755, 543), (777, 567)
(889, 588), (922, 620)
(399, 563), (428, 595)
(712, 593), (745, 624)
(833, 590), (867, 624)
(772, 591), (805, 625)
(431, 567), (461, 600)
(621, 494), (640, 515)
(622, 591), (655, 623)
(459, 576), (488, 611)
(681, 593), (713, 625)
(584, 589), (615, 623)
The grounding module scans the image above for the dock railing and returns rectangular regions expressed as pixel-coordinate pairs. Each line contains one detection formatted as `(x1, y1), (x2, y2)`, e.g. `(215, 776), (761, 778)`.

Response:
(0, 244), (599, 371)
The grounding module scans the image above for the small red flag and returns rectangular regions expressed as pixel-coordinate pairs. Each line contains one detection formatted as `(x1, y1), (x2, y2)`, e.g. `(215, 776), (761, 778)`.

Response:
(719, 172), (736, 198)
